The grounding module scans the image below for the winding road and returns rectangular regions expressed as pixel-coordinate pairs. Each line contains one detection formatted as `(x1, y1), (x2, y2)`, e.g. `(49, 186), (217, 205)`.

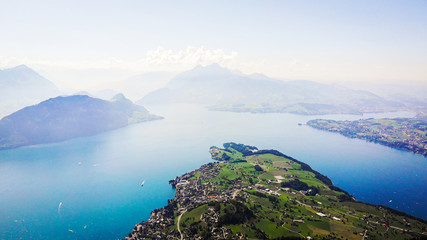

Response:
(177, 209), (187, 240)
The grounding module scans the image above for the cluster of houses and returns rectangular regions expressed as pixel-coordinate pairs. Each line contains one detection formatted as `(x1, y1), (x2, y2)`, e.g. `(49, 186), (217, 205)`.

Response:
(126, 209), (175, 240)
(125, 158), (303, 240)
(124, 159), (360, 239)
(125, 162), (257, 239)
(253, 183), (280, 196)
(308, 119), (427, 157)
(189, 207), (247, 239)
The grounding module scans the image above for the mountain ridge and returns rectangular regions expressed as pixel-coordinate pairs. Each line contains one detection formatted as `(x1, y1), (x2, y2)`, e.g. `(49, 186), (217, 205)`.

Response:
(0, 94), (162, 150)
(138, 64), (403, 115)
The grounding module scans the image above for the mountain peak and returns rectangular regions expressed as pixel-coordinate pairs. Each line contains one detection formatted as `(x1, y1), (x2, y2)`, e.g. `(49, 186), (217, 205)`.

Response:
(195, 63), (230, 71)
(13, 64), (31, 69)
(0, 64), (60, 117)
(111, 93), (128, 102)
(1, 65), (45, 79)
(200, 63), (222, 69)
(6, 64), (35, 73)
(184, 63), (235, 77)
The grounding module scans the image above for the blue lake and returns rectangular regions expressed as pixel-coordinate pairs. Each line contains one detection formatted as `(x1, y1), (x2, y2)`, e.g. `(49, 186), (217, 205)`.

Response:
(0, 104), (425, 239)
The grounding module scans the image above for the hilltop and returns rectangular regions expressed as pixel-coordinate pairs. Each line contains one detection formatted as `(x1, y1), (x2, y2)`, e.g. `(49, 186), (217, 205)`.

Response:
(0, 94), (162, 150)
(125, 143), (426, 240)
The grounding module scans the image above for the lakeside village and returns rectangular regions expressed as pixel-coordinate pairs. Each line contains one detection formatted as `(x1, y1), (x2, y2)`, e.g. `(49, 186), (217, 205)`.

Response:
(307, 118), (427, 157)
(124, 143), (427, 240)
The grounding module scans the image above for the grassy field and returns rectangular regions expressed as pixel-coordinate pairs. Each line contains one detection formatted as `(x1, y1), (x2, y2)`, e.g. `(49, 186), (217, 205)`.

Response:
(180, 204), (209, 227)
(150, 143), (427, 240)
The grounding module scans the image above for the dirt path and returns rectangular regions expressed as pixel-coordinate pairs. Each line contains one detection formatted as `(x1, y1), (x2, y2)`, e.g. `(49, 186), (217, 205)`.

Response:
(281, 223), (306, 238)
(177, 209), (187, 240)
(232, 189), (240, 199)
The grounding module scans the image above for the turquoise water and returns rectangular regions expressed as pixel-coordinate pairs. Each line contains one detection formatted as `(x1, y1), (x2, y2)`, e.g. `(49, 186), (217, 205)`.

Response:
(0, 104), (425, 239)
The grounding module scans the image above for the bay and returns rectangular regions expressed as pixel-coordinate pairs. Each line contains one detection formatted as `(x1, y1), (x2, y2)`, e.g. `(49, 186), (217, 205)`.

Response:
(0, 104), (425, 240)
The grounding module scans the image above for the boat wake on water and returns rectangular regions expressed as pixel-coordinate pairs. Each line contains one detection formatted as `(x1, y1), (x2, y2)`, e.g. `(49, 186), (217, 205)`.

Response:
(58, 202), (62, 214)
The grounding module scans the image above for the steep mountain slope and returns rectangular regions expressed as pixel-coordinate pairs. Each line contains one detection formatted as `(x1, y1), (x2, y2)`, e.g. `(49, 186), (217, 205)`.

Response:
(0, 65), (60, 117)
(0, 94), (162, 150)
(138, 64), (401, 115)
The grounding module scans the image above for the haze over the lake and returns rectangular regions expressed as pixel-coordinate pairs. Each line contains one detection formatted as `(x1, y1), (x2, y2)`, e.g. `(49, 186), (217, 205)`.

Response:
(1, 1), (427, 239)
(1, 0), (426, 92)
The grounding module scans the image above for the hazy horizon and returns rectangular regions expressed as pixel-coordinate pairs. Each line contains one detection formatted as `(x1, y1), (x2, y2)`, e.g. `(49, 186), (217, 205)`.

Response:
(1, 1), (426, 91)
(1, 2), (427, 238)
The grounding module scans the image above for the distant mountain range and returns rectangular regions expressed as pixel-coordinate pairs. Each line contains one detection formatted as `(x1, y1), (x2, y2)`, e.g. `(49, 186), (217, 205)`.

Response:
(0, 65), (61, 117)
(0, 94), (162, 150)
(2, 64), (421, 117)
(341, 82), (427, 113)
(138, 64), (404, 115)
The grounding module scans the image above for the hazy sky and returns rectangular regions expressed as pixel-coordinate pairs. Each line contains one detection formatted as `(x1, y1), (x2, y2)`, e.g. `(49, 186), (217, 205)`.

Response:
(1, 0), (426, 89)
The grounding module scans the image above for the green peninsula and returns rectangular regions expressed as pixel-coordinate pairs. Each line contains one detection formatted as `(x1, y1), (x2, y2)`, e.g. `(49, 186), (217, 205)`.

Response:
(125, 143), (426, 240)
(307, 118), (427, 157)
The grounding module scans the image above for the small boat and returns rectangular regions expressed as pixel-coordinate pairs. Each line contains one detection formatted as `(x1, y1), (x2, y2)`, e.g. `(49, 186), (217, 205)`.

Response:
(141, 180), (146, 187)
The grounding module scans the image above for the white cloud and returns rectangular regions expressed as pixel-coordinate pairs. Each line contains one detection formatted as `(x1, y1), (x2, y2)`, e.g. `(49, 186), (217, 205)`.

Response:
(0, 46), (258, 90)
(142, 46), (239, 71)
(0, 46), (241, 73)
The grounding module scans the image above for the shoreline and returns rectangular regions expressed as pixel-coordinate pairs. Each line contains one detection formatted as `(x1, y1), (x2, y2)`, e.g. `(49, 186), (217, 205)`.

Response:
(307, 118), (427, 157)
(124, 143), (427, 239)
